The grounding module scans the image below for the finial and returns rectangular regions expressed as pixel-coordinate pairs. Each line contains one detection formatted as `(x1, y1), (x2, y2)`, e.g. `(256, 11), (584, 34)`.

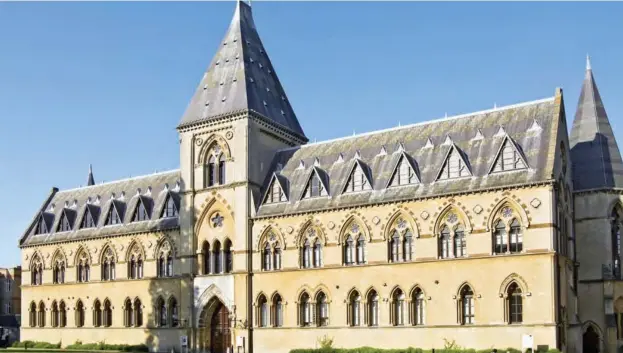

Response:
(87, 164), (95, 186)
(586, 54), (592, 70)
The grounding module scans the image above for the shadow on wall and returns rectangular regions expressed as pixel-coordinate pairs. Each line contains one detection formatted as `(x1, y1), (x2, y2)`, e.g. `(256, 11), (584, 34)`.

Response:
(571, 133), (616, 189)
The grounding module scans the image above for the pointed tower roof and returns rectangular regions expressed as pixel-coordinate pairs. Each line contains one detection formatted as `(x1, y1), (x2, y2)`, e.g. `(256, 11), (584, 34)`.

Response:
(87, 164), (95, 186)
(569, 57), (623, 191)
(177, 1), (306, 140)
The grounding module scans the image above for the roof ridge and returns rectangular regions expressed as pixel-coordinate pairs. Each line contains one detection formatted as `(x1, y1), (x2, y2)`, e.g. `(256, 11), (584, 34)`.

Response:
(57, 169), (180, 194)
(280, 96), (555, 152)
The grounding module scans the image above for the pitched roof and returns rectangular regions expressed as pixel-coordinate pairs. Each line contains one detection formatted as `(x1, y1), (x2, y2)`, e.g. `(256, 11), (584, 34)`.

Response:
(177, 1), (306, 139)
(569, 57), (623, 191)
(257, 95), (560, 217)
(87, 164), (95, 186)
(19, 170), (181, 247)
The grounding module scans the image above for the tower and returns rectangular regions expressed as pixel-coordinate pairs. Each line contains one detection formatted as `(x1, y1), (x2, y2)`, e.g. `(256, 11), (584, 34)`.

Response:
(571, 56), (623, 353)
(175, 2), (306, 351)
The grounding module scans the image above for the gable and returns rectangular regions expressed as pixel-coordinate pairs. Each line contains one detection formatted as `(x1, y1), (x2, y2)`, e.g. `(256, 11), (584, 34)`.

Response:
(436, 145), (472, 181)
(301, 167), (329, 199)
(105, 201), (123, 226)
(343, 160), (372, 193)
(388, 153), (420, 187)
(263, 174), (288, 204)
(490, 136), (528, 173)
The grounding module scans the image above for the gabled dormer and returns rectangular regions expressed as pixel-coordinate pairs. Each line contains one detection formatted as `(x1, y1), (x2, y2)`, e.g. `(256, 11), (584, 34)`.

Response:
(263, 173), (288, 204)
(161, 192), (179, 218)
(489, 135), (528, 174)
(132, 196), (152, 222)
(56, 208), (75, 232)
(104, 200), (123, 226)
(388, 152), (420, 187)
(301, 167), (329, 199)
(33, 212), (52, 235)
(436, 144), (472, 181)
(343, 159), (372, 194)
(80, 204), (98, 229)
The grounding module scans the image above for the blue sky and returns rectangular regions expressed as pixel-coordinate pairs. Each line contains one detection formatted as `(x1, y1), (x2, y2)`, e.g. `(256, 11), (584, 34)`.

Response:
(0, 1), (621, 267)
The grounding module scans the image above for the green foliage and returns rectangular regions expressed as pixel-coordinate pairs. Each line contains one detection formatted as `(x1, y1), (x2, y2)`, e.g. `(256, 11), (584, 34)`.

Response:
(317, 335), (335, 350)
(10, 340), (148, 352)
(290, 348), (528, 353)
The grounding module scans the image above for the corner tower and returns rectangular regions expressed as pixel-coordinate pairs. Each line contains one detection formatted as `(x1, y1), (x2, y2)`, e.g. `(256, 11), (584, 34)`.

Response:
(175, 2), (306, 352)
(572, 57), (623, 353)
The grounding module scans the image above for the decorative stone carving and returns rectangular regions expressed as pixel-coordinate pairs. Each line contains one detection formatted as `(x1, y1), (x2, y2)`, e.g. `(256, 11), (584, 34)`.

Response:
(46, 253), (50, 259)
(420, 211), (429, 220)
(327, 221), (335, 230)
(211, 213), (224, 228)
(25, 254), (29, 261)
(225, 131), (234, 140)
(446, 213), (458, 224)
(501, 207), (513, 218)
(473, 205), (483, 214)
(118, 244), (124, 251)
(68, 250), (73, 256)
(372, 216), (380, 225)
(530, 198), (542, 209)
(147, 241), (153, 248)
(286, 226), (294, 234)
(195, 138), (203, 146)
(350, 223), (360, 234)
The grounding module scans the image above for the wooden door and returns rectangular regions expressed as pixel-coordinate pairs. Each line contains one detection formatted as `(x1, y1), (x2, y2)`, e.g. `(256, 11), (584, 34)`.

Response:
(210, 304), (231, 353)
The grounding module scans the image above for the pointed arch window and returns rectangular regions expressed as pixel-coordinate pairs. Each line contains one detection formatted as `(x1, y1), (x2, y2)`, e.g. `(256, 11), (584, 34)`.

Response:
(507, 283), (523, 324)
(132, 198), (150, 222)
(30, 255), (43, 285)
(224, 239), (233, 273)
(157, 297), (167, 327)
(389, 155), (418, 186)
(299, 292), (312, 327)
(52, 256), (65, 284)
(273, 244), (282, 271)
(58, 211), (72, 232)
(81, 207), (96, 229)
(105, 203), (122, 225)
(367, 290), (379, 327)
(205, 143), (226, 187)
(75, 300), (85, 328)
(316, 292), (329, 327)
(313, 240), (322, 268)
(134, 298), (143, 327)
(439, 226), (451, 259)
(459, 286), (475, 325)
(438, 147), (470, 180)
(493, 220), (507, 254)
(348, 291), (361, 327)
(51, 301), (59, 327)
(301, 228), (322, 269)
(218, 154), (226, 185)
(161, 194), (178, 218)
(93, 300), (102, 327)
(510, 219), (523, 253)
(453, 225), (466, 258)
(303, 169), (328, 199)
(128, 252), (144, 280)
(257, 295), (268, 328)
(263, 242), (272, 271)
(388, 217), (414, 262)
(411, 288), (425, 326)
(29, 302), (36, 327)
(77, 251), (90, 283)
(207, 155), (217, 187)
(345, 162), (371, 193)
(37, 302), (46, 327)
(124, 298), (133, 327)
(492, 138), (527, 173)
(493, 210), (523, 255)
(391, 288), (405, 326)
(343, 222), (366, 266)
(101, 248), (116, 281)
(169, 297), (179, 327)
(103, 299), (112, 327)
(157, 241), (174, 277)
(202, 241), (211, 275)
(213, 240), (222, 274)
(302, 239), (311, 269)
(272, 294), (283, 327)
(612, 208), (621, 278)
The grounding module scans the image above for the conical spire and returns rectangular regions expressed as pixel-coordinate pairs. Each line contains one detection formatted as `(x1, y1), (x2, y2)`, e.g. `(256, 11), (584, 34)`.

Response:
(87, 164), (95, 186)
(177, 1), (306, 140)
(569, 57), (623, 190)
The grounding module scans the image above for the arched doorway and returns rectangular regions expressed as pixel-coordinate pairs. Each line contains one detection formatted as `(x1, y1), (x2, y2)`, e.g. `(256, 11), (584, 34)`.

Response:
(198, 298), (231, 353)
(583, 325), (600, 353)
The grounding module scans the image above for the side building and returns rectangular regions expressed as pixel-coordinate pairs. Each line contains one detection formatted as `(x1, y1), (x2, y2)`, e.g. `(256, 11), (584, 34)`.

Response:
(0, 266), (21, 345)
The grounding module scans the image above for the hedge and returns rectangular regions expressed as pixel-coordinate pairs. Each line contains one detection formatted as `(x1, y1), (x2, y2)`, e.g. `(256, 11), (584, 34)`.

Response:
(289, 349), (561, 353)
(11, 341), (148, 352)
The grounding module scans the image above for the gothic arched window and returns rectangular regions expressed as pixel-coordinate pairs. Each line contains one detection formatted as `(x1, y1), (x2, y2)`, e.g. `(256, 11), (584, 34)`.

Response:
(202, 241), (211, 275)
(258, 294), (268, 328)
(30, 255), (43, 285)
(224, 239), (233, 273)
(93, 300), (102, 327)
(492, 206), (523, 255)
(439, 226), (451, 259)
(459, 285), (475, 325)
(76, 249), (90, 283)
(157, 297), (167, 327)
(213, 240), (222, 274)
(204, 143), (227, 187)
(272, 294), (283, 327)
(51, 301), (59, 328)
(101, 247), (116, 281)
(367, 290), (379, 327)
(507, 283), (523, 324)
(300, 227), (322, 269)
(29, 302), (36, 327)
(388, 217), (414, 262)
(75, 300), (85, 328)
(343, 222), (365, 266)
(157, 241), (174, 278)
(299, 292), (311, 327)
(124, 298), (133, 327)
(438, 211), (467, 259)
(52, 254), (65, 284)
(391, 288), (405, 326)
(263, 242), (272, 271)
(103, 299), (112, 327)
(37, 302), (45, 327)
(169, 297), (179, 327)
(316, 291), (329, 327)
(348, 290), (361, 327)
(128, 244), (143, 280)
(411, 288), (425, 326)
(59, 301), (67, 328)
(134, 298), (143, 327)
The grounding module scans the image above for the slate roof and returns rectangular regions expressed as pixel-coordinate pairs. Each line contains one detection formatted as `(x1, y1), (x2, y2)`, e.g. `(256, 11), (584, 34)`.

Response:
(569, 57), (623, 191)
(177, 1), (306, 140)
(257, 95), (559, 217)
(19, 170), (181, 247)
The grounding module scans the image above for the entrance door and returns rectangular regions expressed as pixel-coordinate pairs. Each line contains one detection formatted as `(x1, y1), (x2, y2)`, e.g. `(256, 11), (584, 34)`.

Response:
(583, 326), (600, 353)
(210, 303), (231, 353)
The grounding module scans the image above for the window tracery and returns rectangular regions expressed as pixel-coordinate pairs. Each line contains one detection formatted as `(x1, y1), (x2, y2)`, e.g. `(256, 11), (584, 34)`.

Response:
(101, 247), (116, 281)
(411, 287), (425, 325)
(391, 288), (405, 326)
(438, 211), (467, 259)
(128, 244), (144, 279)
(388, 216), (414, 263)
(30, 254), (43, 285)
(272, 293), (283, 327)
(347, 290), (361, 327)
(343, 221), (365, 266)
(459, 285), (475, 325)
(76, 249), (90, 283)
(366, 290), (379, 327)
(300, 227), (322, 269)
(492, 207), (523, 255)
(205, 143), (227, 187)
(262, 232), (282, 271)
(52, 253), (65, 284)
(157, 241), (174, 278)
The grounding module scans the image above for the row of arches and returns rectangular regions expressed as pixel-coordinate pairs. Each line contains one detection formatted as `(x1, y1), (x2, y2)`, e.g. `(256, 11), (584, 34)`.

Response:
(27, 296), (179, 328)
(255, 279), (525, 328)
(199, 240), (233, 275)
(30, 239), (175, 285)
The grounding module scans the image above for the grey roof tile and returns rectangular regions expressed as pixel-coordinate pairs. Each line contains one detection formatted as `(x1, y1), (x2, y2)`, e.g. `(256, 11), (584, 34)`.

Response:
(257, 97), (558, 217)
(569, 57), (623, 191)
(177, 1), (306, 139)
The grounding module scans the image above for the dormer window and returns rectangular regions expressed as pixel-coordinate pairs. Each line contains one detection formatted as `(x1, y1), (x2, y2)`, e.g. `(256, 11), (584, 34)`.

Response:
(105, 203), (122, 226)
(389, 154), (419, 187)
(57, 211), (72, 232)
(162, 195), (178, 218)
(491, 137), (527, 173)
(303, 169), (327, 199)
(264, 176), (287, 204)
(344, 162), (372, 193)
(80, 207), (96, 229)
(34, 215), (48, 235)
(438, 145), (471, 180)
(132, 198), (150, 222)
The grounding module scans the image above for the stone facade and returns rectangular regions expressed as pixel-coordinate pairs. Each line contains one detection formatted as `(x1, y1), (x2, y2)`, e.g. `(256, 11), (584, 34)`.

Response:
(16, 2), (620, 353)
